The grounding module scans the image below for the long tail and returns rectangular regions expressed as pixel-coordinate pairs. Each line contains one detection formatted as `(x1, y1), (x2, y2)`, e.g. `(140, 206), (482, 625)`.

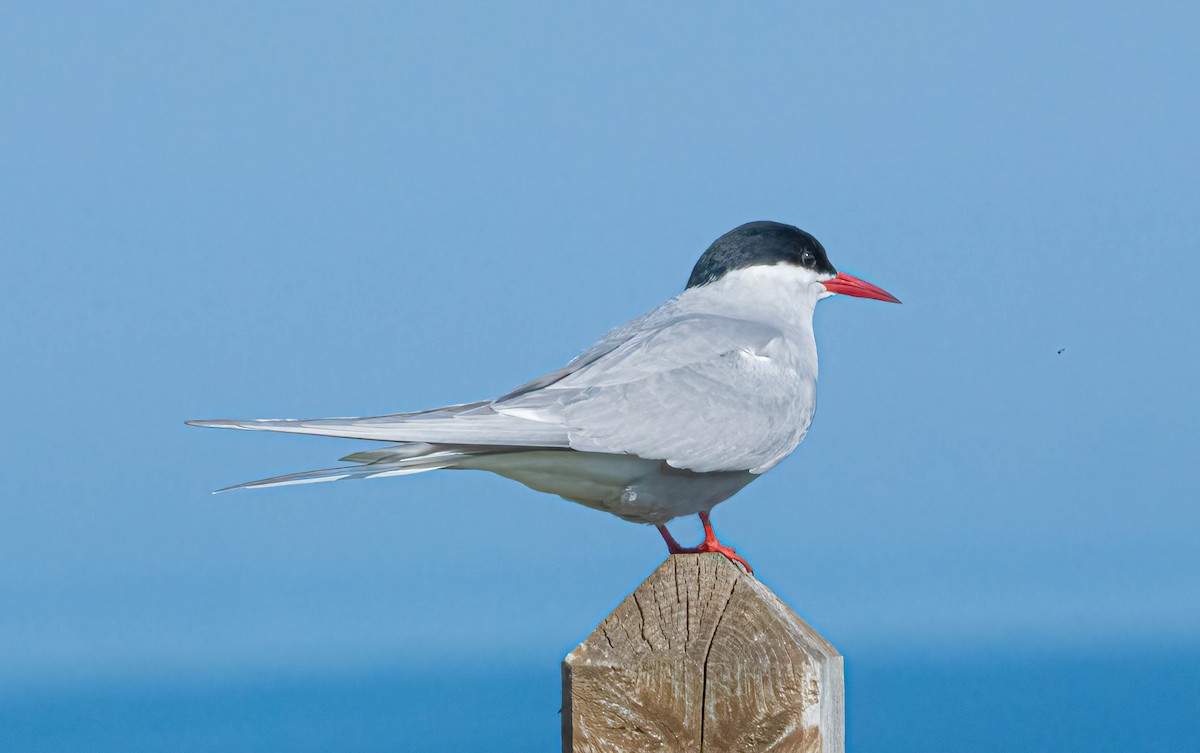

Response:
(212, 443), (520, 493)
(190, 400), (572, 492)
(187, 401), (569, 446)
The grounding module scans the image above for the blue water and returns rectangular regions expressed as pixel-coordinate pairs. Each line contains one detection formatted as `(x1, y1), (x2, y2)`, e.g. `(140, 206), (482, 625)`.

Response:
(3, 651), (1196, 752)
(848, 650), (1200, 752)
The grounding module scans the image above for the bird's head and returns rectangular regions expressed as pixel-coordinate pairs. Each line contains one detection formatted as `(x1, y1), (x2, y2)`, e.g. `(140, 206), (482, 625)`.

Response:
(687, 221), (901, 304)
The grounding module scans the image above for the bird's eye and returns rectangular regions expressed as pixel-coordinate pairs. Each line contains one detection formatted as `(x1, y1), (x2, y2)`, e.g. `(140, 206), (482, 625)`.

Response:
(800, 251), (816, 268)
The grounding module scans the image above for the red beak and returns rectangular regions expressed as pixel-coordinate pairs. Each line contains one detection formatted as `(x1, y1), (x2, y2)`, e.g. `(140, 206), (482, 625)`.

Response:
(822, 272), (901, 303)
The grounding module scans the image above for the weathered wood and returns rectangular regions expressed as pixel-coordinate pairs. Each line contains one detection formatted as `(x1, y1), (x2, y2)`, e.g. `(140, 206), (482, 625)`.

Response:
(563, 554), (843, 753)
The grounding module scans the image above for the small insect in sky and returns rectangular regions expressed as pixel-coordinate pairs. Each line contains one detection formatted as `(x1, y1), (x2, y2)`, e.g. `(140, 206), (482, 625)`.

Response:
(1057, 348), (1066, 355)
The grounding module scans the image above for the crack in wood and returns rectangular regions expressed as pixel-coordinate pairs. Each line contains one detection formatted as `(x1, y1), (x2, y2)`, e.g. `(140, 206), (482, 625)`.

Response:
(699, 577), (737, 753)
(599, 623), (614, 651)
(631, 591), (652, 651)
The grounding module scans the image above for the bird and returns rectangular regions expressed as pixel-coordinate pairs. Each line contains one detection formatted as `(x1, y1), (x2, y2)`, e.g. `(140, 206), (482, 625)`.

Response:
(188, 221), (899, 573)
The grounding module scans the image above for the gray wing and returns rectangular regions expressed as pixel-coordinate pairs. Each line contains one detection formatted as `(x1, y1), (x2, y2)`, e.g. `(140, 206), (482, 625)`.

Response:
(494, 312), (817, 473)
(494, 304), (671, 401)
(190, 301), (817, 474)
(184, 308), (675, 444)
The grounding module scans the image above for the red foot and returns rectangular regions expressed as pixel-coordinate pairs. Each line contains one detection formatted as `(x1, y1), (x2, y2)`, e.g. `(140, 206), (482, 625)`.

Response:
(687, 538), (754, 575)
(656, 512), (754, 575)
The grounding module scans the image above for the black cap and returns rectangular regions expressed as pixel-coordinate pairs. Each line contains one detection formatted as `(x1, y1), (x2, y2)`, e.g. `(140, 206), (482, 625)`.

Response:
(686, 221), (836, 289)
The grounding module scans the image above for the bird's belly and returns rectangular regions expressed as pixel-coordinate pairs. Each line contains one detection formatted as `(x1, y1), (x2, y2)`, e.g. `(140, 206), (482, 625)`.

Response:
(456, 450), (756, 525)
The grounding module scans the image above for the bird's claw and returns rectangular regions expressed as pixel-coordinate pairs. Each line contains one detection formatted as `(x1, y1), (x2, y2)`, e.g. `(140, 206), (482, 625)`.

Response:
(657, 517), (754, 574)
(695, 540), (754, 575)
(669, 540), (754, 575)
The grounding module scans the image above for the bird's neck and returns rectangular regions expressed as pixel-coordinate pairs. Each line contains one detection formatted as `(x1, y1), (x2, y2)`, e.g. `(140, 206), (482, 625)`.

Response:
(685, 264), (820, 337)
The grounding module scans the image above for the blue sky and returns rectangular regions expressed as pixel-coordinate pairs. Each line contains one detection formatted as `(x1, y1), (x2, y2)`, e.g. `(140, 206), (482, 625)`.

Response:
(2, 2), (1197, 749)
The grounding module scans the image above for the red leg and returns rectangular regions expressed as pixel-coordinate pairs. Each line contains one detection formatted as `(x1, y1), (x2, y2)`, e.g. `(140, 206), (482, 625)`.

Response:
(657, 524), (686, 554)
(695, 511), (754, 574)
(656, 513), (753, 574)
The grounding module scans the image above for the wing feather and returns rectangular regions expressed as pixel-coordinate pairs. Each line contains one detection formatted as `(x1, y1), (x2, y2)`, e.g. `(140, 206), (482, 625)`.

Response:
(495, 313), (816, 473)
(188, 401), (569, 446)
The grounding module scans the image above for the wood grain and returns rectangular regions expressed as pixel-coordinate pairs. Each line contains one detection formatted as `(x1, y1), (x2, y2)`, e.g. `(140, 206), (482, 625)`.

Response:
(563, 554), (843, 753)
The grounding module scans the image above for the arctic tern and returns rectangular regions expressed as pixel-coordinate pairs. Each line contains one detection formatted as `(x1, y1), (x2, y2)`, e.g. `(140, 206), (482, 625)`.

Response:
(189, 221), (899, 572)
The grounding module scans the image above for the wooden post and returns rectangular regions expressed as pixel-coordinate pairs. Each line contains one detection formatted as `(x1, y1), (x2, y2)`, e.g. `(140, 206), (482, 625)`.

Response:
(562, 553), (844, 753)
